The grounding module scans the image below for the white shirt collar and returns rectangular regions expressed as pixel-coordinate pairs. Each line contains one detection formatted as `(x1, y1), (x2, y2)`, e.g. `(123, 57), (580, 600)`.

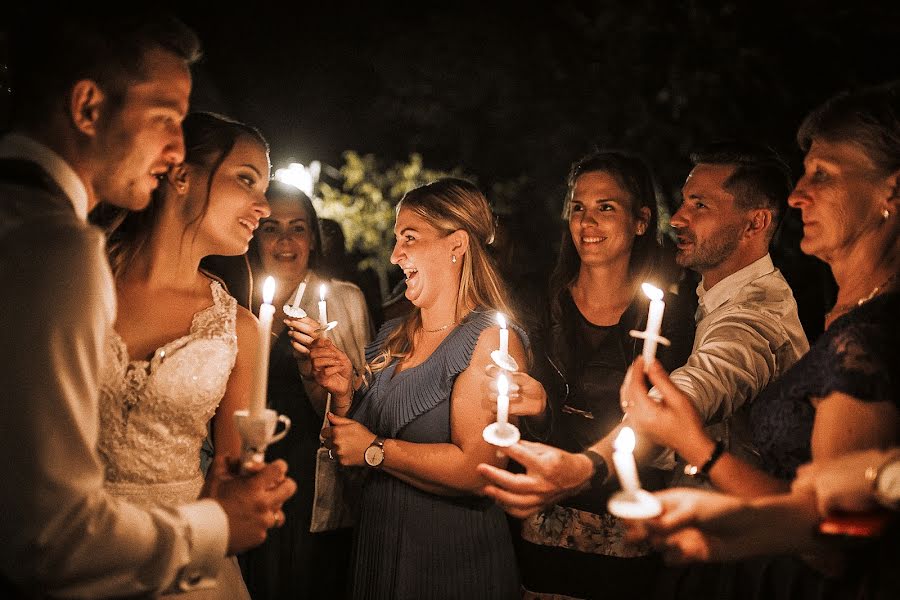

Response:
(0, 133), (90, 221)
(697, 254), (776, 314)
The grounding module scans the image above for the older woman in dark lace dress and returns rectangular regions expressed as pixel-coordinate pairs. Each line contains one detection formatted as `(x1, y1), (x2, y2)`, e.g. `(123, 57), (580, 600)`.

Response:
(621, 82), (900, 600)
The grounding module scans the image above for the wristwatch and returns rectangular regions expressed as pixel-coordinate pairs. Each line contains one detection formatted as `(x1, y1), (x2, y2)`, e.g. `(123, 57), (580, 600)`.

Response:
(581, 449), (609, 489)
(364, 436), (386, 468)
(870, 454), (900, 509)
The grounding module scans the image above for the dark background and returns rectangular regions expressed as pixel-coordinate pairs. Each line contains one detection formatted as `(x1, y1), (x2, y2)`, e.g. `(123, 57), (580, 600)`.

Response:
(3, 2), (898, 336)
(174, 1), (899, 207)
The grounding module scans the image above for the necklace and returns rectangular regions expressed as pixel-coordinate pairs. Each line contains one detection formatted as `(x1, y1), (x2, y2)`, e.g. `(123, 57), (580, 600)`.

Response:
(827, 273), (897, 319)
(422, 321), (456, 333)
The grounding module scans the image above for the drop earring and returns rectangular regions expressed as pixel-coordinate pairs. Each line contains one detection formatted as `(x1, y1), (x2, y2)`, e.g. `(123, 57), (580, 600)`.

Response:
(451, 255), (457, 264)
(883, 208), (891, 221)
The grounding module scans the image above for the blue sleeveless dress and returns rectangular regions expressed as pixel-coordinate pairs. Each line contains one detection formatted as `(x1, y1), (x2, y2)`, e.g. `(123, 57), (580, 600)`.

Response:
(348, 311), (520, 599)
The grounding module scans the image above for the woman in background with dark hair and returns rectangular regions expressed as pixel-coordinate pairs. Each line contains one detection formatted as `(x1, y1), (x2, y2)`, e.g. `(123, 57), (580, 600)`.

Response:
(93, 111), (272, 599)
(240, 180), (372, 600)
(516, 151), (694, 600)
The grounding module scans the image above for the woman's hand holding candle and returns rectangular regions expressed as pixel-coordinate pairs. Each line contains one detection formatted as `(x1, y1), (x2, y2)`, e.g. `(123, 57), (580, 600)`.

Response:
(308, 338), (354, 409)
(483, 364), (547, 418)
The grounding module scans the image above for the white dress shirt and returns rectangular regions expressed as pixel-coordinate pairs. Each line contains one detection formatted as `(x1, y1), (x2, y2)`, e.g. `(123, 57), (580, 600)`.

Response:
(0, 134), (229, 597)
(655, 254), (809, 476)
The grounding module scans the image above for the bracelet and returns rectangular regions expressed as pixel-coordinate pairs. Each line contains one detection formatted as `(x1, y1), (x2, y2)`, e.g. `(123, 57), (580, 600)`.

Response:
(582, 449), (609, 489)
(684, 439), (726, 478)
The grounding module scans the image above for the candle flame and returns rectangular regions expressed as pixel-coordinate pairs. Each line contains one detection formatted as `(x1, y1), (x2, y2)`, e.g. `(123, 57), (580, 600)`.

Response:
(262, 276), (276, 304)
(614, 426), (636, 453)
(497, 373), (509, 397)
(496, 312), (507, 329)
(319, 283), (327, 301)
(641, 282), (663, 302)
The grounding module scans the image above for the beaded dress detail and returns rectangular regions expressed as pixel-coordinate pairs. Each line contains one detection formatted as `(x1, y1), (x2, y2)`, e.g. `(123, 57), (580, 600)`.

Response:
(98, 281), (238, 508)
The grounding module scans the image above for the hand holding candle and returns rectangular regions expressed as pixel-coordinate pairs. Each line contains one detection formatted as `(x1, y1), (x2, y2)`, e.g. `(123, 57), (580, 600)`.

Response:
(629, 283), (670, 373)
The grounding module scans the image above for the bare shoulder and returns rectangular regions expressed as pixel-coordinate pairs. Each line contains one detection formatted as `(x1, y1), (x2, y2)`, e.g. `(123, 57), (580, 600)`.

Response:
(234, 305), (260, 339)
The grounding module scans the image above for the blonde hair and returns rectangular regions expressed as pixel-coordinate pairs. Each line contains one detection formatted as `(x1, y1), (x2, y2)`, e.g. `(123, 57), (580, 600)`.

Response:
(369, 178), (514, 373)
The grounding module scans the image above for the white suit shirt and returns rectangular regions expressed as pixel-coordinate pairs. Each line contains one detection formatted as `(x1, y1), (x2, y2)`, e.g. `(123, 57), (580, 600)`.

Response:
(0, 134), (229, 598)
(656, 254), (809, 477)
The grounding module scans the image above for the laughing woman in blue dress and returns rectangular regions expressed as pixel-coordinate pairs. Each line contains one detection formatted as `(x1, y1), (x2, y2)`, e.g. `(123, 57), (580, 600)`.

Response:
(310, 178), (526, 599)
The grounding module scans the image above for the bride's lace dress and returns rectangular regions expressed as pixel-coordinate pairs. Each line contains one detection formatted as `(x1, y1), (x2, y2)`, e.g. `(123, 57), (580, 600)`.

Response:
(98, 281), (249, 599)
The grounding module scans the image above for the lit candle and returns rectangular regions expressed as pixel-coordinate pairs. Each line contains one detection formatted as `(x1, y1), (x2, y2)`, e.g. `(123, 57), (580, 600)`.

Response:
(641, 283), (665, 370)
(496, 373), (509, 425)
(291, 279), (307, 309)
(318, 284), (328, 327)
(251, 277), (277, 417)
(497, 312), (509, 356)
(612, 426), (641, 493)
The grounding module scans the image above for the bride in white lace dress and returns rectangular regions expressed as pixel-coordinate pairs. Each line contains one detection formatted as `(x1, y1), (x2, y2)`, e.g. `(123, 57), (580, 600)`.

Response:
(95, 112), (271, 599)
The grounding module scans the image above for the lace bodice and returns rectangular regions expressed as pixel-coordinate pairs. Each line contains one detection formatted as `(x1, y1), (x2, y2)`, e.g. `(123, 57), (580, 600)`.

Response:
(98, 281), (237, 507)
(751, 291), (899, 480)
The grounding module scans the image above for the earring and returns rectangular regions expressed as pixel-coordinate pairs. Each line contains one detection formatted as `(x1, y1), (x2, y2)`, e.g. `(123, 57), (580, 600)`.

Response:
(883, 208), (891, 221)
(451, 255), (457, 264)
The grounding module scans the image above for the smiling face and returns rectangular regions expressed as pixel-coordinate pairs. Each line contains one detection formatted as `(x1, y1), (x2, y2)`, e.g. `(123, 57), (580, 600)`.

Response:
(93, 48), (192, 211)
(568, 170), (646, 269)
(671, 163), (747, 274)
(389, 206), (461, 309)
(256, 196), (315, 282)
(788, 139), (890, 263)
(192, 136), (271, 256)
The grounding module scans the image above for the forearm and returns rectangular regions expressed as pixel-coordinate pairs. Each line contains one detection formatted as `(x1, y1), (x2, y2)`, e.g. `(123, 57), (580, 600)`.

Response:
(708, 453), (791, 497)
(383, 467), (463, 496)
(382, 438), (497, 495)
(717, 492), (822, 560)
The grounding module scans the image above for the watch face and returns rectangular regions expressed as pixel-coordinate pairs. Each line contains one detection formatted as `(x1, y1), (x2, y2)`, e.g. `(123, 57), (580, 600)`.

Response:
(877, 460), (900, 503)
(365, 444), (384, 467)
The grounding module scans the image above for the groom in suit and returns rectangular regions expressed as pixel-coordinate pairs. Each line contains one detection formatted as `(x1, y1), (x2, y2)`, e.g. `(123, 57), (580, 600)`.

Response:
(0, 13), (295, 598)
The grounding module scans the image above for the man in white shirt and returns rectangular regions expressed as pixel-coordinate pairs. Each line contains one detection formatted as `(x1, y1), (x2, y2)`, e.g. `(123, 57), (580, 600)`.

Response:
(0, 14), (295, 598)
(478, 144), (808, 516)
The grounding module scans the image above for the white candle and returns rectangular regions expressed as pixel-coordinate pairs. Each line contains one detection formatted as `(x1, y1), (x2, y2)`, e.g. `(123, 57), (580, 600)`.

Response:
(496, 373), (510, 425)
(641, 283), (665, 369)
(612, 426), (641, 493)
(290, 279), (307, 309)
(251, 276), (277, 417)
(318, 284), (328, 326)
(497, 312), (509, 355)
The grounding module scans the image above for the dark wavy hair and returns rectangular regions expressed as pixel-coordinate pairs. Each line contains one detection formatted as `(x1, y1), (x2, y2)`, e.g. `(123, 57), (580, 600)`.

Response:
(99, 112), (268, 276)
(548, 150), (663, 321)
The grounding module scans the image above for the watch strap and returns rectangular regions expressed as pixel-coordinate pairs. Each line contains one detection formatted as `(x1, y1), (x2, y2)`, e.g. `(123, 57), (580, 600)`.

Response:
(582, 449), (609, 489)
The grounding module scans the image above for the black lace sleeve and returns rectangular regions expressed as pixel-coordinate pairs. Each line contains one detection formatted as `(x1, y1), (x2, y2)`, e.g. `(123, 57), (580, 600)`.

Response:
(818, 292), (898, 406)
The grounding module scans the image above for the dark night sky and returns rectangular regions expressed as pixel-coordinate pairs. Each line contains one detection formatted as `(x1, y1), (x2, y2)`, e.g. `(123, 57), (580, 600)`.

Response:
(176, 1), (900, 204)
(174, 1), (897, 339)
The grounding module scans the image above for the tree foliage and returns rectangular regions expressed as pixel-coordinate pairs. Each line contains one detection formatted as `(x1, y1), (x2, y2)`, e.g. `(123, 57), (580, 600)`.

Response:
(313, 151), (465, 293)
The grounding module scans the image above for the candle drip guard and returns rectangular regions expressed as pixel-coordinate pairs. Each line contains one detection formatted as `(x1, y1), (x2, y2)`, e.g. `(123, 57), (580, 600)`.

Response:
(233, 408), (291, 473)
